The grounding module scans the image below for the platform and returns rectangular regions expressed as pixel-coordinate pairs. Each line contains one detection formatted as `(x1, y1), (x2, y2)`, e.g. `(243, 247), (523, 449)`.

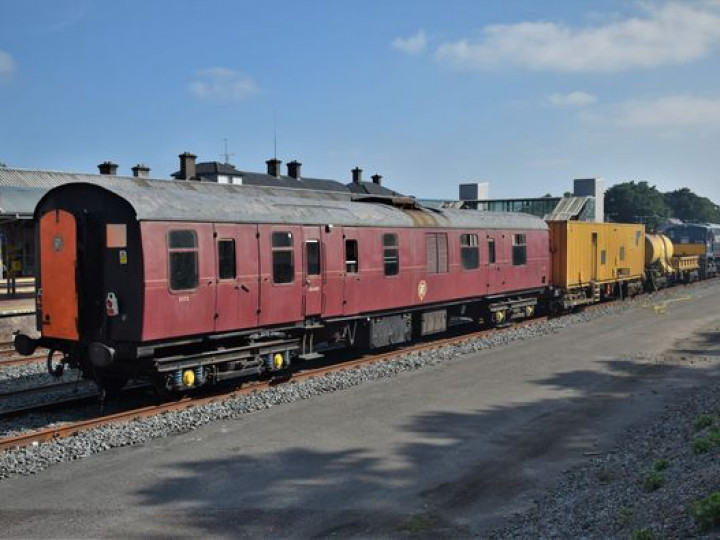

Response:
(0, 277), (36, 317)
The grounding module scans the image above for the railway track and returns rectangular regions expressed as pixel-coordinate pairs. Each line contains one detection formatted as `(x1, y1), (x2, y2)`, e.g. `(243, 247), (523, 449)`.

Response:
(0, 314), (547, 452)
(0, 344), (47, 367)
(0, 381), (95, 420)
(0, 283), (703, 453)
(0, 390), (98, 422)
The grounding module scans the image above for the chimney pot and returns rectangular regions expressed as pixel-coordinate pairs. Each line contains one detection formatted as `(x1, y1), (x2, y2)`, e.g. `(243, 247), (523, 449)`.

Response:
(287, 160), (302, 180)
(352, 167), (363, 184)
(132, 163), (151, 178)
(98, 161), (118, 175)
(178, 152), (197, 181)
(266, 158), (282, 178)
(371, 174), (383, 186)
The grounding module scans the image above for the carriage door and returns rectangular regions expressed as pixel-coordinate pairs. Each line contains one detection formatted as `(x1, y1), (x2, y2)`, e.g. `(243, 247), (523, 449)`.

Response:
(213, 225), (240, 332)
(302, 226), (323, 317)
(39, 210), (79, 340)
(342, 228), (361, 315)
(591, 232), (598, 281)
(485, 233), (500, 293)
(213, 224), (260, 332)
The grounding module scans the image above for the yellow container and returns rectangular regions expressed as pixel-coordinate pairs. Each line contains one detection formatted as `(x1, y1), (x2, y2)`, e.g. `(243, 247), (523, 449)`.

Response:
(549, 221), (645, 289)
(672, 243), (706, 257)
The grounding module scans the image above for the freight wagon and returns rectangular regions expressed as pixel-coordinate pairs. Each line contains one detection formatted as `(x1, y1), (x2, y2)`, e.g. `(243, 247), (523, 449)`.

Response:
(547, 221), (645, 310)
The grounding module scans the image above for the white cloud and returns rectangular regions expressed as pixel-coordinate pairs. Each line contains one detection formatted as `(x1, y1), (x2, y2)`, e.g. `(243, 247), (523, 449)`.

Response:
(435, 2), (720, 72)
(547, 91), (598, 107)
(0, 50), (15, 81)
(612, 95), (720, 128)
(190, 67), (258, 101)
(392, 30), (428, 55)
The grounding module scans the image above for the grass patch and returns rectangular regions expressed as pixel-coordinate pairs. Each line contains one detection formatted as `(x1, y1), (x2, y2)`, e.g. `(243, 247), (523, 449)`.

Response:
(693, 414), (716, 431)
(641, 470), (665, 492)
(617, 506), (633, 526)
(631, 528), (654, 540)
(710, 428), (720, 445)
(692, 436), (714, 454)
(652, 459), (670, 472)
(690, 492), (720, 532)
(691, 429), (720, 455)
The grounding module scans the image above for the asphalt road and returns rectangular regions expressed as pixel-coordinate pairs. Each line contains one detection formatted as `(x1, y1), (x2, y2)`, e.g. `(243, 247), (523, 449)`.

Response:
(2, 283), (720, 537)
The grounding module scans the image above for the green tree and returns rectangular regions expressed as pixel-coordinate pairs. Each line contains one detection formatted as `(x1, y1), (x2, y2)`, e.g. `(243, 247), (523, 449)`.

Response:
(605, 181), (670, 230)
(664, 188), (720, 223)
(0, 161), (6, 168)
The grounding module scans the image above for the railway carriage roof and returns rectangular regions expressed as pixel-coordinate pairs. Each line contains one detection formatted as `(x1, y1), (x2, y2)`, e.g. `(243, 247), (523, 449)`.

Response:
(36, 179), (547, 230)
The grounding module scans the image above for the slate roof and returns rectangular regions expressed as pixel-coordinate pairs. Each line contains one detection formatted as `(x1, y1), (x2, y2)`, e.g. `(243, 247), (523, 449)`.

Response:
(346, 180), (404, 197)
(171, 161), (351, 193)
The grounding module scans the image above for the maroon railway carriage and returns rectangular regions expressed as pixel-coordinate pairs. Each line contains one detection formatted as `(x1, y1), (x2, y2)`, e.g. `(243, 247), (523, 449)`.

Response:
(15, 181), (550, 392)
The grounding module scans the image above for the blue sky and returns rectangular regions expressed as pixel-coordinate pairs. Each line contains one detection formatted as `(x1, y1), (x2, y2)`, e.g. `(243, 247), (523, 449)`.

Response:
(2, 0), (720, 203)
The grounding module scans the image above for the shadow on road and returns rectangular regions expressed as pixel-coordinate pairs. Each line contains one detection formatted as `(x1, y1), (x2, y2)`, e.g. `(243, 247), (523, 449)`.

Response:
(129, 335), (720, 537)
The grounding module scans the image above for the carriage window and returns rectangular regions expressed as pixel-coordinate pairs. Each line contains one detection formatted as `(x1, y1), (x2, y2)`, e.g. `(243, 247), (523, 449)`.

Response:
(619, 245), (626, 262)
(383, 233), (399, 276)
(106, 224), (127, 248)
(601, 250), (607, 265)
(169, 230), (198, 290)
(218, 239), (236, 280)
(488, 239), (496, 264)
(512, 234), (527, 266)
(460, 234), (479, 270)
(306, 240), (320, 276)
(272, 231), (294, 284)
(345, 239), (358, 274)
(426, 233), (448, 274)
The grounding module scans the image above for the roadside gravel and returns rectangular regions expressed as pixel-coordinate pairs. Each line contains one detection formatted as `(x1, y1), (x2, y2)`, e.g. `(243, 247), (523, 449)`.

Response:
(492, 374), (720, 538)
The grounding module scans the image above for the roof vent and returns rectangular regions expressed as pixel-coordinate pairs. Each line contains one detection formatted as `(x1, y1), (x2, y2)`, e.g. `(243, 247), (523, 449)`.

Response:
(266, 158), (282, 178)
(131, 164), (150, 178)
(352, 167), (363, 184)
(98, 161), (118, 175)
(371, 174), (382, 186)
(287, 160), (302, 180)
(178, 152), (197, 181)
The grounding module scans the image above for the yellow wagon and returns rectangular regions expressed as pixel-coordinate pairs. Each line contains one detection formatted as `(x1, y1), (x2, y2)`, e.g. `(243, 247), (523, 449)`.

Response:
(548, 221), (645, 309)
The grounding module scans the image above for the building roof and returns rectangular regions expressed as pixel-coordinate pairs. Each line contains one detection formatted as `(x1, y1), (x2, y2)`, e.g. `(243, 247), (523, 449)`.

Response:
(346, 180), (404, 197)
(0, 186), (46, 220)
(172, 161), (352, 193)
